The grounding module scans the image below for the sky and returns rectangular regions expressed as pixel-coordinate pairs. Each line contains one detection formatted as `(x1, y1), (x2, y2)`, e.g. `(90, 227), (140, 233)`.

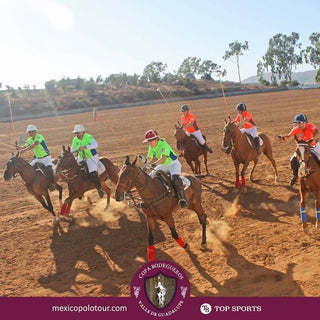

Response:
(0, 0), (319, 89)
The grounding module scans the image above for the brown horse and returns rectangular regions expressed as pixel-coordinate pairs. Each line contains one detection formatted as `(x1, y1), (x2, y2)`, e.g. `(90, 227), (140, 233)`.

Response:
(55, 146), (119, 215)
(115, 156), (207, 261)
(174, 122), (209, 176)
(222, 117), (278, 189)
(3, 153), (63, 224)
(295, 142), (320, 230)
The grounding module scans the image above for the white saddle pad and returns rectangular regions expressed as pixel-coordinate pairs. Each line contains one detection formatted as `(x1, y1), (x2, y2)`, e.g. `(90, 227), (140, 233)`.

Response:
(97, 160), (106, 176)
(246, 136), (264, 148)
(181, 176), (191, 190)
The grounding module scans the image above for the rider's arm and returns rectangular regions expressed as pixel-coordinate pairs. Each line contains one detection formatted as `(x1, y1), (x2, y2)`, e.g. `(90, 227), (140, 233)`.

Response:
(311, 128), (320, 142)
(19, 141), (40, 153)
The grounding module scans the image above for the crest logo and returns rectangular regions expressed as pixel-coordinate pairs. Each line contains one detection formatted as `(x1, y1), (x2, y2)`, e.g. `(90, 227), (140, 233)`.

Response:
(145, 272), (176, 309)
(131, 260), (190, 317)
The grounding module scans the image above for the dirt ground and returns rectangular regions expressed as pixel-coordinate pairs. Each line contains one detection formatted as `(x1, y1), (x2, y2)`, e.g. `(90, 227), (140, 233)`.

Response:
(1, 89), (320, 297)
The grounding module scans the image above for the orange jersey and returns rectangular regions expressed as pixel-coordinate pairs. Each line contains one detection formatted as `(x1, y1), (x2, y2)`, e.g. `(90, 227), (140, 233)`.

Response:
(181, 112), (200, 133)
(289, 123), (318, 146)
(234, 111), (255, 129)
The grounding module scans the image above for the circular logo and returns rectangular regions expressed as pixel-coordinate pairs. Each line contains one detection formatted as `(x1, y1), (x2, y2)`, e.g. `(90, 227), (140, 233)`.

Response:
(200, 303), (212, 314)
(131, 260), (190, 317)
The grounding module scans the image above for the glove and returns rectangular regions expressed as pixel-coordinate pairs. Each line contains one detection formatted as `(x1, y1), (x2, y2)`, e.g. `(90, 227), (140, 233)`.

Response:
(151, 163), (157, 168)
(138, 154), (146, 163)
(143, 164), (151, 171)
(277, 135), (285, 141)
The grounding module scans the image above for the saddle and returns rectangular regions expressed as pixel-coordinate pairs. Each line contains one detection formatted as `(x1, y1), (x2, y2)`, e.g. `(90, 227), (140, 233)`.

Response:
(34, 162), (50, 177)
(79, 160), (106, 177)
(155, 170), (191, 193)
(245, 133), (263, 149)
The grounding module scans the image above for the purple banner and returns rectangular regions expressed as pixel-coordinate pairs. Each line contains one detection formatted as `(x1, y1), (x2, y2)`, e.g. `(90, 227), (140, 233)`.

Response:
(0, 296), (319, 320)
(1, 260), (319, 319)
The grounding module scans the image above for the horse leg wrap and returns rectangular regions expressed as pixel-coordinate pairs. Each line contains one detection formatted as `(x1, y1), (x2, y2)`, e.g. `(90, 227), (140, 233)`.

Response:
(176, 237), (187, 248)
(235, 177), (240, 188)
(60, 203), (68, 215)
(300, 207), (307, 223)
(316, 209), (320, 221)
(147, 245), (155, 261)
(65, 205), (71, 215)
(241, 176), (246, 188)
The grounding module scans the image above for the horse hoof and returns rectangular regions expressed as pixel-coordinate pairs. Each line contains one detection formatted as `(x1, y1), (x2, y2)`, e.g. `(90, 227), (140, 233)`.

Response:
(315, 221), (320, 230)
(183, 243), (190, 251)
(200, 243), (207, 250)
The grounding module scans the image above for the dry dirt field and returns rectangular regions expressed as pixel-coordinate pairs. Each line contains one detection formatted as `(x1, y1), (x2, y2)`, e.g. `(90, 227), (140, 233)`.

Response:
(1, 89), (320, 297)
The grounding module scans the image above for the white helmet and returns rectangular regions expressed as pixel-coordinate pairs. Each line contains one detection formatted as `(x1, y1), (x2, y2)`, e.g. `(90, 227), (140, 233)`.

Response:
(26, 124), (38, 132)
(72, 124), (85, 133)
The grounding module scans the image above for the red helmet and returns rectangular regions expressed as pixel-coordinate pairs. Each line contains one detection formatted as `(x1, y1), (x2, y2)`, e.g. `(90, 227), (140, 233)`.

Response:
(143, 129), (158, 143)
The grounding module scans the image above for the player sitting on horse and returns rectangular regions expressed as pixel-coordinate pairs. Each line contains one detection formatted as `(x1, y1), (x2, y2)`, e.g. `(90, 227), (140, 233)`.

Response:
(234, 103), (260, 154)
(71, 124), (104, 198)
(16, 124), (55, 191)
(277, 113), (320, 186)
(142, 129), (188, 209)
(180, 104), (212, 154)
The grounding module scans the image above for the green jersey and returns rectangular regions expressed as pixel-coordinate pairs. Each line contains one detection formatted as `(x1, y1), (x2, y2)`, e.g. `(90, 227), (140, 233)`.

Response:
(25, 134), (50, 158)
(72, 133), (98, 159)
(147, 139), (177, 165)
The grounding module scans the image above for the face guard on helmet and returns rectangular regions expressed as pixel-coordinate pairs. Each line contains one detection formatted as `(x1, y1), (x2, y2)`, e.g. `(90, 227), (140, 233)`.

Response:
(293, 113), (308, 123)
(180, 104), (189, 112)
(235, 103), (246, 111)
(72, 124), (85, 133)
(143, 129), (158, 143)
(26, 124), (38, 132)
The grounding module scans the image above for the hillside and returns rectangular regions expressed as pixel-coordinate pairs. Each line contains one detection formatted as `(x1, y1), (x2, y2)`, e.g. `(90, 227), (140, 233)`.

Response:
(0, 81), (267, 120)
(242, 69), (317, 84)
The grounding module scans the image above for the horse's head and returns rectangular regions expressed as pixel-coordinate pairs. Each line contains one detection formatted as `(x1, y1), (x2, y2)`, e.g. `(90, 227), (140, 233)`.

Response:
(296, 142), (312, 177)
(3, 153), (21, 181)
(221, 116), (234, 154)
(115, 155), (138, 201)
(173, 121), (185, 141)
(55, 145), (76, 175)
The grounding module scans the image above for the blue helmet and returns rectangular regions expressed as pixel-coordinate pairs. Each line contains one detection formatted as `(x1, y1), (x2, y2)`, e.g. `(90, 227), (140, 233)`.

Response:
(293, 113), (308, 123)
(180, 104), (189, 112)
(235, 103), (246, 111)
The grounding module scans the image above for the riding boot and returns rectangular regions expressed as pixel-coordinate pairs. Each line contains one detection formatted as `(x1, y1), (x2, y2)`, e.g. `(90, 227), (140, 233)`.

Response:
(253, 137), (261, 154)
(290, 156), (299, 186)
(172, 174), (188, 209)
(46, 165), (55, 191)
(202, 143), (213, 153)
(89, 171), (104, 198)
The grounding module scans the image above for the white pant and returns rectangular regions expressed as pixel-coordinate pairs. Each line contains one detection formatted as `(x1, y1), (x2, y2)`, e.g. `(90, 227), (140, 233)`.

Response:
(240, 126), (258, 138)
(311, 142), (320, 161)
(30, 155), (52, 167)
(77, 154), (100, 173)
(185, 129), (205, 145)
(150, 159), (182, 178)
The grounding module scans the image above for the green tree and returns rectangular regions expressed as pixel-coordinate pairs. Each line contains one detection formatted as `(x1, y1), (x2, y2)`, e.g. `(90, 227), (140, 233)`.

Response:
(198, 60), (222, 80)
(177, 57), (201, 78)
(83, 79), (98, 95)
(223, 40), (249, 83)
(305, 32), (320, 68)
(45, 80), (57, 92)
(143, 61), (167, 82)
(315, 68), (320, 83)
(262, 32), (303, 83)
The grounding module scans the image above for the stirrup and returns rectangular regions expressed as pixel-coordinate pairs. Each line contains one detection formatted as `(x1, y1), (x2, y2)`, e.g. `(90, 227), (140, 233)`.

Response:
(178, 199), (188, 209)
